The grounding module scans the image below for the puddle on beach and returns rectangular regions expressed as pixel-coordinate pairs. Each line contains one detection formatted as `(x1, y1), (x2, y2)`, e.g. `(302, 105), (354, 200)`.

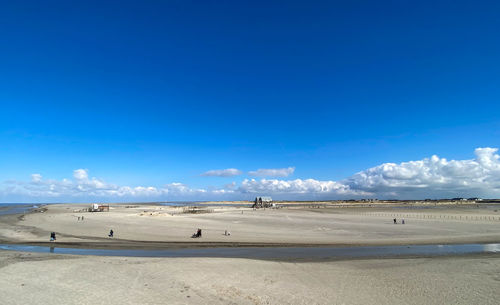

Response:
(0, 243), (499, 260)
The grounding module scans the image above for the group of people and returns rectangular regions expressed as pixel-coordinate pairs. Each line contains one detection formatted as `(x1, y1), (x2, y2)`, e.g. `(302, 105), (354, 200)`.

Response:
(393, 218), (405, 224)
(52, 219), (215, 242)
(52, 227), (234, 240)
(49, 226), (236, 242)
(51, 227), (210, 241)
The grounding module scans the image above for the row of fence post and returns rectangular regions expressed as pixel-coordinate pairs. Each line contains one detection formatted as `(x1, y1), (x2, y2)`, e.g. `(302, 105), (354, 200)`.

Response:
(358, 213), (500, 221)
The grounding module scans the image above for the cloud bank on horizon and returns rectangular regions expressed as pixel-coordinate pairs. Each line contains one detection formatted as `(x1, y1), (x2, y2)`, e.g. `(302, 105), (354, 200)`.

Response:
(2, 147), (500, 202)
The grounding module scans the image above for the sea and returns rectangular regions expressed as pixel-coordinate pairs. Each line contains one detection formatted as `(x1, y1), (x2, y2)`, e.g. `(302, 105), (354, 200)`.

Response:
(0, 203), (41, 216)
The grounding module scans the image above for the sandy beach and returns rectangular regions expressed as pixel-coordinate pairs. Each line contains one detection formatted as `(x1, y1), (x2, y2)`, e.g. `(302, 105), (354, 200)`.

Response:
(1, 251), (499, 305)
(1, 203), (500, 247)
(1, 202), (500, 304)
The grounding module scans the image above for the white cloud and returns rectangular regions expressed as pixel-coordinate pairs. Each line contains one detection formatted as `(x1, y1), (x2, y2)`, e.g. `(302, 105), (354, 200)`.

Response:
(239, 178), (367, 196)
(201, 168), (242, 177)
(1, 170), (206, 201)
(343, 147), (500, 198)
(238, 147), (500, 198)
(2, 147), (500, 201)
(248, 167), (295, 177)
(31, 174), (42, 183)
(73, 169), (89, 180)
(163, 182), (207, 195)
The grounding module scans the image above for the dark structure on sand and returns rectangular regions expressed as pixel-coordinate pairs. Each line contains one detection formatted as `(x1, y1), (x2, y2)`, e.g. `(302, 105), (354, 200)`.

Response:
(252, 196), (273, 208)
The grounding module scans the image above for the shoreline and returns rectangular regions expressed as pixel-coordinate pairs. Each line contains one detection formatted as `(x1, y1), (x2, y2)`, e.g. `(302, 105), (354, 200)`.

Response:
(3, 237), (500, 250)
(1, 241), (499, 263)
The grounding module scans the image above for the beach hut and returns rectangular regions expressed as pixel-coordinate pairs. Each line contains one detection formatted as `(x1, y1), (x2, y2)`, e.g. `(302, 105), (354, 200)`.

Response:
(89, 204), (110, 212)
(252, 196), (273, 208)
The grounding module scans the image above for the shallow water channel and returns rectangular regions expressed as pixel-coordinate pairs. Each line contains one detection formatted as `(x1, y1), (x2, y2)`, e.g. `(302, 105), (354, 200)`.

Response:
(1, 243), (499, 260)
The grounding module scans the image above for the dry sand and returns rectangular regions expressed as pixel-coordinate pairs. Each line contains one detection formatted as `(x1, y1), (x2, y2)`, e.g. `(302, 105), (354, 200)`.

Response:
(0, 251), (499, 305)
(1, 203), (500, 304)
(1, 203), (500, 247)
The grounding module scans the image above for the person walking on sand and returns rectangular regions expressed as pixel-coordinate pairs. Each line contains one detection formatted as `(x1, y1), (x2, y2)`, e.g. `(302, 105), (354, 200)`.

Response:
(393, 218), (397, 224)
(109, 229), (114, 238)
(402, 219), (405, 224)
(50, 232), (56, 241)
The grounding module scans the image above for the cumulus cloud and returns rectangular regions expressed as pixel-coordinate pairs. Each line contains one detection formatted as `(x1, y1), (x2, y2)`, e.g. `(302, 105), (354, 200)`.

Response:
(238, 148), (500, 198)
(248, 167), (295, 177)
(342, 147), (500, 198)
(163, 182), (207, 195)
(73, 169), (88, 181)
(1, 169), (208, 202)
(239, 178), (367, 196)
(31, 174), (42, 183)
(2, 147), (500, 201)
(201, 168), (242, 177)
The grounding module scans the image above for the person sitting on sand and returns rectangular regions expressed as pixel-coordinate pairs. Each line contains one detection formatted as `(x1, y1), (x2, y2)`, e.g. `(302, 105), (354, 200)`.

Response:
(191, 228), (202, 238)
(109, 229), (114, 238)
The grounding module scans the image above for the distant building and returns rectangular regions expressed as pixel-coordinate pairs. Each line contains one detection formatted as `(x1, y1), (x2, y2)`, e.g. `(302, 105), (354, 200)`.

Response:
(252, 196), (273, 208)
(361, 198), (378, 202)
(89, 203), (109, 212)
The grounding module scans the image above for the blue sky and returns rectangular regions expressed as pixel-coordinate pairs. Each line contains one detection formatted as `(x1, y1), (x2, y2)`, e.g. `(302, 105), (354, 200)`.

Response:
(1, 1), (500, 202)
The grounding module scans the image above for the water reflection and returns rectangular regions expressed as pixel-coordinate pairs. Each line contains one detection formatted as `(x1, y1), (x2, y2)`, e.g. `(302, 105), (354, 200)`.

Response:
(1, 243), (500, 259)
(483, 244), (500, 252)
